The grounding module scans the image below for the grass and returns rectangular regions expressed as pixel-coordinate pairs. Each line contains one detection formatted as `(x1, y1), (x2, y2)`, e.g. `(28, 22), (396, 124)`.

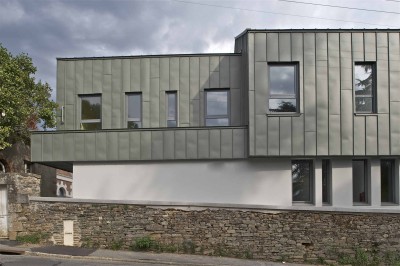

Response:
(16, 233), (48, 244)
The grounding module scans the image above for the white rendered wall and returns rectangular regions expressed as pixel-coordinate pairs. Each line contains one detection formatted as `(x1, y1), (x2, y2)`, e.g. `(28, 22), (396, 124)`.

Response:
(73, 159), (292, 206)
(331, 159), (353, 207)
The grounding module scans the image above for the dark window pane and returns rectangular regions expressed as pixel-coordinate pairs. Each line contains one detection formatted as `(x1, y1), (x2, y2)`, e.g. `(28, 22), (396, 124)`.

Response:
(127, 94), (141, 119)
(206, 91), (228, 116)
(167, 120), (177, 127)
(167, 93), (177, 120)
(81, 122), (101, 130)
(322, 160), (330, 204)
(355, 97), (373, 113)
(270, 65), (296, 95)
(205, 118), (229, 127)
(381, 160), (395, 203)
(353, 160), (367, 203)
(128, 121), (141, 129)
(355, 64), (373, 95)
(269, 99), (297, 112)
(292, 161), (312, 202)
(81, 96), (101, 120)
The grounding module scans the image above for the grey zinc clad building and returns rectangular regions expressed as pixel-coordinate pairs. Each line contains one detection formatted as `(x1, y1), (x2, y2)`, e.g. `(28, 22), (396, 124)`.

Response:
(31, 29), (400, 208)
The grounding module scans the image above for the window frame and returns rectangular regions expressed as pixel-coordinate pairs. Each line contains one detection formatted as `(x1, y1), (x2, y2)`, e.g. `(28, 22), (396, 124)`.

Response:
(292, 160), (314, 204)
(79, 94), (102, 130)
(166, 91), (178, 127)
(354, 62), (376, 114)
(126, 92), (142, 129)
(267, 62), (299, 114)
(204, 89), (230, 127)
(381, 159), (396, 204)
(322, 159), (332, 205)
(352, 159), (370, 205)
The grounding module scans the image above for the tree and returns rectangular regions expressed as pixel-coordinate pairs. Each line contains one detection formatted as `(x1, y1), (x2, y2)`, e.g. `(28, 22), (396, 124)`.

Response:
(0, 44), (57, 149)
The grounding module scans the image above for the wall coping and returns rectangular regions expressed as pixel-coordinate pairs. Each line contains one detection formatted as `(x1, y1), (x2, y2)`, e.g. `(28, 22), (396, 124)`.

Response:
(29, 197), (400, 214)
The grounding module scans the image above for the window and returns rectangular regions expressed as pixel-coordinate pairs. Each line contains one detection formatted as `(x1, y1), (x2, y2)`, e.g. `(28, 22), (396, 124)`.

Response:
(322, 159), (331, 204)
(80, 95), (101, 130)
(352, 160), (369, 204)
(268, 63), (298, 113)
(166, 91), (177, 127)
(354, 63), (376, 113)
(205, 89), (229, 126)
(292, 160), (313, 202)
(126, 93), (142, 128)
(381, 160), (395, 203)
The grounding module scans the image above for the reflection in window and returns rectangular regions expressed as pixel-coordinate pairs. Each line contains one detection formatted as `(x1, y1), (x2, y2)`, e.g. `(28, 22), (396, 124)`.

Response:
(80, 95), (101, 130)
(127, 93), (142, 128)
(269, 64), (298, 113)
(292, 160), (313, 202)
(205, 90), (229, 126)
(355, 63), (375, 113)
(381, 160), (395, 203)
(322, 159), (331, 204)
(352, 160), (368, 203)
(166, 91), (177, 127)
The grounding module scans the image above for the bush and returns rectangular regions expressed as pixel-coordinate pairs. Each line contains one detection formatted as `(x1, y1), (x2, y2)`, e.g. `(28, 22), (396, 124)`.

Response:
(132, 236), (154, 250)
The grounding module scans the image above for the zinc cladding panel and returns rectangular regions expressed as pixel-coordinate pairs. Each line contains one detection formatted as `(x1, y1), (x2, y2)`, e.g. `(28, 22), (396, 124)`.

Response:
(151, 131), (163, 160)
(31, 134), (42, 162)
(122, 59), (130, 92)
(209, 129), (221, 158)
(186, 130), (198, 159)
(379, 114), (390, 155)
(56, 61), (65, 129)
(75, 61), (84, 95)
(221, 129), (233, 158)
(107, 131), (119, 160)
(389, 33), (400, 102)
(279, 33), (291, 61)
(292, 116), (304, 156)
(174, 130), (186, 159)
(130, 59), (141, 92)
(377, 33), (390, 114)
(316, 61), (329, 155)
(198, 130), (209, 158)
(129, 131), (141, 160)
(179, 57), (190, 126)
(150, 77), (160, 127)
(190, 57), (200, 127)
(366, 116), (378, 155)
(83, 60), (93, 94)
(353, 116), (366, 155)
(163, 131), (175, 160)
(95, 132), (107, 161)
(140, 131), (151, 160)
(233, 128), (245, 158)
(93, 60), (103, 93)
(53, 134), (64, 161)
(63, 133), (75, 161)
(280, 117), (292, 156)
(390, 102), (400, 154)
(65, 61), (75, 105)
(267, 117), (279, 156)
(84, 132), (96, 161)
(118, 131), (130, 160)
(220, 56), (230, 88)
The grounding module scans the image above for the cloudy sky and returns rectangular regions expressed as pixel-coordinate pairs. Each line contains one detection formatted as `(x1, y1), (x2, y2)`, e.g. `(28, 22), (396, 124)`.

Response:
(0, 0), (399, 100)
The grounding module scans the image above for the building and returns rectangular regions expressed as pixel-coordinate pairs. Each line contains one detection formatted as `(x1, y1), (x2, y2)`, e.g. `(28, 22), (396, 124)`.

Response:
(31, 29), (400, 208)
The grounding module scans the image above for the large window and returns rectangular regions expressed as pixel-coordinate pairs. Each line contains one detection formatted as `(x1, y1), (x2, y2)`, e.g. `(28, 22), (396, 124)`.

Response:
(268, 63), (298, 113)
(292, 160), (313, 203)
(354, 63), (376, 113)
(205, 89), (229, 126)
(322, 159), (331, 204)
(381, 160), (395, 203)
(352, 160), (368, 204)
(166, 91), (177, 127)
(126, 93), (142, 128)
(80, 95), (101, 130)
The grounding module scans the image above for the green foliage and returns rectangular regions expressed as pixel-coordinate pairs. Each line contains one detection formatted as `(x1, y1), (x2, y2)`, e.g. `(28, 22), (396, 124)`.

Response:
(0, 43), (57, 149)
(110, 239), (123, 250)
(16, 233), (48, 244)
(132, 236), (154, 250)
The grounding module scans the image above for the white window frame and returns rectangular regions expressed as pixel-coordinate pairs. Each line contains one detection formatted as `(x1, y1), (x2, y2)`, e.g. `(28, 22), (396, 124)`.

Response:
(204, 89), (230, 127)
(126, 92), (142, 128)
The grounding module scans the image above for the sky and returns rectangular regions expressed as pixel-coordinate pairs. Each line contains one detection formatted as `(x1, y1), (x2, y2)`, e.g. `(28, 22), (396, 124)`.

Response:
(0, 0), (399, 100)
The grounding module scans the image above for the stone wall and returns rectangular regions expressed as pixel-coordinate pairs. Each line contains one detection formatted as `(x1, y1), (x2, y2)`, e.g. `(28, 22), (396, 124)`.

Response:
(15, 199), (400, 263)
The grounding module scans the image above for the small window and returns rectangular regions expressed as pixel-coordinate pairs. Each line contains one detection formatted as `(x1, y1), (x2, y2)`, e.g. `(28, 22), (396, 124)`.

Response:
(381, 159), (395, 203)
(352, 160), (369, 204)
(268, 63), (298, 113)
(292, 160), (313, 203)
(205, 89), (230, 126)
(322, 159), (331, 204)
(354, 63), (376, 113)
(80, 95), (101, 130)
(126, 93), (142, 128)
(166, 91), (177, 127)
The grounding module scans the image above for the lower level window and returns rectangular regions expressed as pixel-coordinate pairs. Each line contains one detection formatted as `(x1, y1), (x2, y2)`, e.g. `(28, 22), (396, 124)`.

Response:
(292, 160), (313, 202)
(381, 159), (395, 203)
(352, 160), (368, 204)
(322, 159), (331, 204)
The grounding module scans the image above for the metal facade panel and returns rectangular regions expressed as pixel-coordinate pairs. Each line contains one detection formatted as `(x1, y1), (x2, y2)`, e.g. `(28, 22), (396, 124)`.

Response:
(364, 33), (376, 61)
(221, 129), (233, 158)
(42, 134), (53, 162)
(106, 131), (119, 160)
(83, 60), (93, 94)
(151, 131), (163, 160)
(254, 33), (266, 61)
(210, 56), (219, 72)
(304, 63), (316, 132)
(170, 57), (180, 90)
(150, 58), (160, 78)
(150, 78), (160, 127)
(160, 58), (170, 91)
(142, 101), (150, 128)
(140, 131), (151, 160)
(353, 116), (366, 155)
(280, 117), (292, 155)
(291, 33), (303, 61)
(95, 132), (107, 161)
(209, 129), (221, 158)
(31, 134), (42, 161)
(230, 89), (241, 126)
(93, 60), (103, 93)
(305, 131), (316, 155)
(65, 61), (75, 105)
(329, 115), (341, 155)
(84, 133), (96, 161)
(366, 116), (378, 155)
(390, 103), (400, 154)
(118, 131), (130, 160)
(266, 33), (279, 61)
(190, 100), (200, 127)
(102, 75), (112, 129)
(316, 33), (328, 61)
(140, 58), (150, 101)
(341, 90), (353, 155)
(255, 114), (267, 155)
(74, 133), (85, 161)
(129, 131), (141, 160)
(339, 33), (352, 91)
(267, 117), (279, 155)
(130, 59), (141, 92)
(189, 57), (200, 100)
(210, 71), (219, 88)
(199, 57), (209, 90)
(103, 60), (112, 75)
(292, 116), (304, 155)
(179, 57), (190, 126)
(328, 33), (340, 115)
(220, 56), (230, 88)
(378, 114), (390, 155)
(248, 33), (255, 91)
(57, 61), (65, 106)
(254, 62), (268, 115)
(186, 130), (198, 159)
(389, 33), (400, 102)
(248, 90), (255, 155)
(351, 33), (364, 61)
(111, 92), (122, 128)
(63, 133), (75, 161)
(174, 130), (186, 159)
(232, 128), (245, 158)
(316, 62), (329, 155)
(229, 56), (241, 89)
(279, 33), (291, 61)
(75, 61), (84, 94)
(163, 131), (175, 160)
(65, 104), (75, 130)
(198, 130), (209, 159)
(122, 59), (130, 92)
(377, 68), (390, 114)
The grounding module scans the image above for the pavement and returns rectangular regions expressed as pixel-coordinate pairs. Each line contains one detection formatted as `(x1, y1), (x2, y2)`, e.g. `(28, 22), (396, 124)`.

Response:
(0, 240), (308, 266)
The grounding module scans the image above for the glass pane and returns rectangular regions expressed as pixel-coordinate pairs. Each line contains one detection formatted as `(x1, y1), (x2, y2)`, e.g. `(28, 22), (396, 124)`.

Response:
(167, 120), (177, 127)
(355, 97), (373, 113)
(81, 96), (101, 120)
(355, 64), (373, 96)
(167, 93), (176, 120)
(381, 160), (395, 203)
(205, 118), (229, 127)
(292, 161), (312, 202)
(127, 94), (141, 119)
(353, 160), (367, 203)
(81, 122), (101, 130)
(128, 121), (141, 129)
(269, 99), (297, 112)
(322, 160), (330, 204)
(269, 65), (296, 95)
(206, 91), (228, 116)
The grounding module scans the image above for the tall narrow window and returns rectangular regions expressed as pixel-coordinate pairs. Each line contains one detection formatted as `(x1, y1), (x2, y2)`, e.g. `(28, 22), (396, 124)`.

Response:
(205, 89), (229, 126)
(381, 160), (395, 203)
(292, 160), (313, 203)
(80, 95), (101, 130)
(322, 159), (331, 204)
(352, 160), (368, 204)
(354, 63), (376, 113)
(127, 93), (142, 128)
(166, 91), (177, 127)
(268, 63), (298, 113)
